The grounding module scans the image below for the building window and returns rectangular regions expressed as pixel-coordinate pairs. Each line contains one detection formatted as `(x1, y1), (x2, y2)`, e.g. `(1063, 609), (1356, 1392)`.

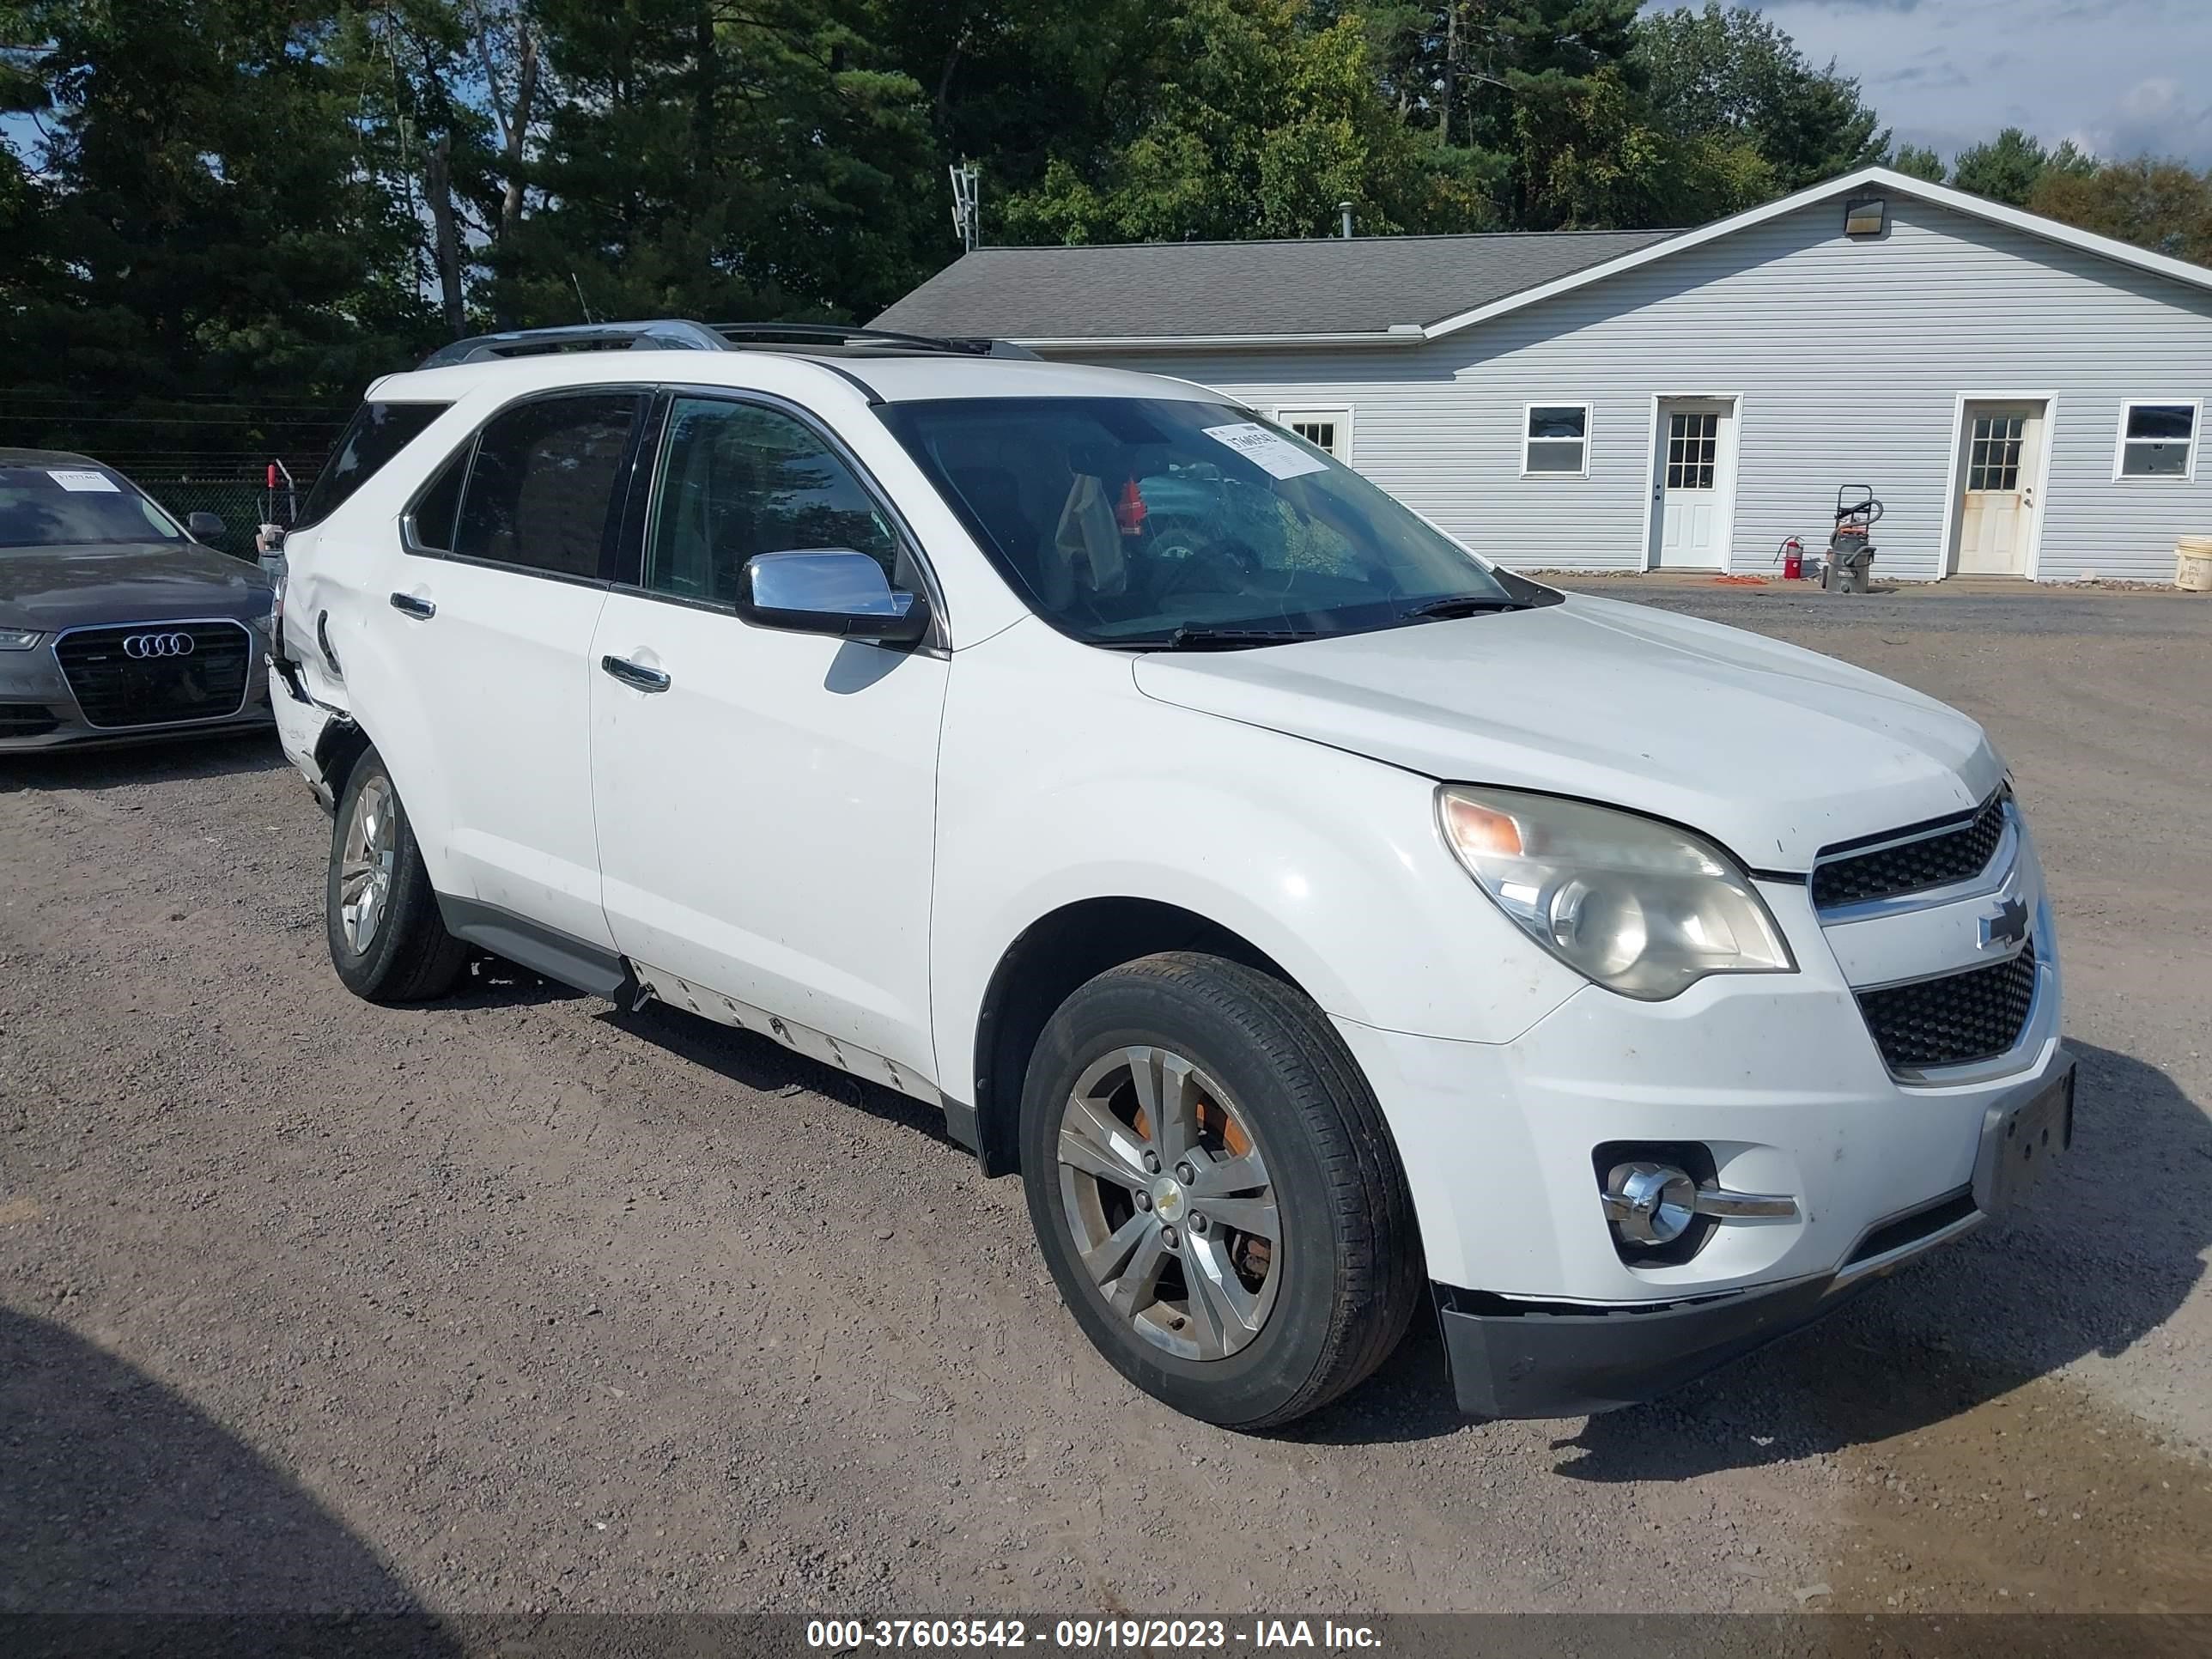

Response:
(1273, 407), (1351, 461)
(2115, 400), (2199, 479)
(1968, 415), (2026, 492)
(1665, 410), (1719, 489)
(1523, 404), (1589, 477)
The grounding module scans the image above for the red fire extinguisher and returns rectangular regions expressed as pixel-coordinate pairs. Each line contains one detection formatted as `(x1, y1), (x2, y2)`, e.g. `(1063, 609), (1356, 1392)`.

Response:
(1776, 536), (1804, 580)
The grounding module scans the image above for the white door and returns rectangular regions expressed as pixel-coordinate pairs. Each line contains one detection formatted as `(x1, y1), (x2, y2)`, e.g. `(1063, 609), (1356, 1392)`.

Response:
(1953, 402), (2045, 575)
(588, 394), (947, 1076)
(376, 390), (641, 949)
(1650, 399), (1735, 570)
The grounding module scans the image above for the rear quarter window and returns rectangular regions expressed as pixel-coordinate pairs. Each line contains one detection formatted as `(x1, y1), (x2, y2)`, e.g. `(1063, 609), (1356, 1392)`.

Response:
(296, 401), (450, 528)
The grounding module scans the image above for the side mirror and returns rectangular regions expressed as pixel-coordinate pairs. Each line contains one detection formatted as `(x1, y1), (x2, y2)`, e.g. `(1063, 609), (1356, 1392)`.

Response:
(186, 511), (225, 544)
(735, 550), (932, 646)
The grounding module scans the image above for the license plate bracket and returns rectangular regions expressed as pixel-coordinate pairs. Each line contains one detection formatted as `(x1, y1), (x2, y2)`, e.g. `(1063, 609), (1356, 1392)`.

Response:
(1972, 1060), (2075, 1216)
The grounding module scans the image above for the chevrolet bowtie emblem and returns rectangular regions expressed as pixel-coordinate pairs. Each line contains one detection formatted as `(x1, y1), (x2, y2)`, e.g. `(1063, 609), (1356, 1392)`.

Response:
(1979, 895), (2030, 951)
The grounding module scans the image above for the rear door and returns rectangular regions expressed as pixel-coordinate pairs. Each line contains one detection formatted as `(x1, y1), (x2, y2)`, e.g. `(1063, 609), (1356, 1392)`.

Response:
(586, 392), (948, 1076)
(380, 389), (646, 951)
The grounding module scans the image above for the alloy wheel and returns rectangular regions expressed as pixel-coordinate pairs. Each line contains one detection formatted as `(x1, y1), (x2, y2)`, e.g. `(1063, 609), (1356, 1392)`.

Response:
(1054, 1045), (1282, 1361)
(337, 775), (398, 955)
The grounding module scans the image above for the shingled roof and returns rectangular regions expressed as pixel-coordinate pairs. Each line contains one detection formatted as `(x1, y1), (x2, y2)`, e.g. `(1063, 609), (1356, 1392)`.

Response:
(871, 228), (1676, 343)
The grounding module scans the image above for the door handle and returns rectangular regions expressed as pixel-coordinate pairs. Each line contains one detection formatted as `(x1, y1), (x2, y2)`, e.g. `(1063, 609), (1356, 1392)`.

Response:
(389, 592), (436, 620)
(600, 654), (671, 693)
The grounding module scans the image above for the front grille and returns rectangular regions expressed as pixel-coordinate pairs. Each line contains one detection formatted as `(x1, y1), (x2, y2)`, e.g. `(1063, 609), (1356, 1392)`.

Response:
(53, 621), (252, 729)
(1856, 940), (2038, 1073)
(0, 701), (58, 737)
(1812, 788), (2009, 910)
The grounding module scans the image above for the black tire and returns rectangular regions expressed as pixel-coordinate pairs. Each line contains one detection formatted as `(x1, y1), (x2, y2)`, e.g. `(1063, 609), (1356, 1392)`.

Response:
(325, 750), (468, 1003)
(1019, 951), (1423, 1429)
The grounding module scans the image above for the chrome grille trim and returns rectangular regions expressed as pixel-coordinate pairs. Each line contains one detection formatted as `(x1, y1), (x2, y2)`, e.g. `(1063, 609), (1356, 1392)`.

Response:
(1811, 787), (2012, 915)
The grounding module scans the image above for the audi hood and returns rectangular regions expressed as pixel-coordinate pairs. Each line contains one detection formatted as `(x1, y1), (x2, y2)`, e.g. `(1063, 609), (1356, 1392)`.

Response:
(0, 542), (273, 631)
(1131, 592), (2002, 872)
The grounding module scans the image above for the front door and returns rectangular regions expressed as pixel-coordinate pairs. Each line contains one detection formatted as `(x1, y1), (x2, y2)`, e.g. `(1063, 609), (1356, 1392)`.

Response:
(588, 393), (948, 1078)
(1650, 398), (1735, 569)
(1953, 402), (2045, 575)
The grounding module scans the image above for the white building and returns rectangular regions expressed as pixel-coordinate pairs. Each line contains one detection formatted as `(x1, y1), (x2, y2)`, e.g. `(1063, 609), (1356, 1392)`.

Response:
(874, 166), (2212, 583)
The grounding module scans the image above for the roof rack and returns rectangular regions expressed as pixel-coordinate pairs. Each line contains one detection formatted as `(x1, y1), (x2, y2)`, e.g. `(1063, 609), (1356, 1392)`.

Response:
(415, 318), (1036, 371)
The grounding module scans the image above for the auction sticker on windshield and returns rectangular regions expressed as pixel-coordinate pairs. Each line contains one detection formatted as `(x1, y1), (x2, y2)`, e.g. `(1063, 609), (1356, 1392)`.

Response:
(47, 470), (119, 492)
(1201, 422), (1328, 480)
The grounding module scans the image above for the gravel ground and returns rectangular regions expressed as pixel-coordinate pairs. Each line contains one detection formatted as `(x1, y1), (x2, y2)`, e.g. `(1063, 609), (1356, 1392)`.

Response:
(3, 581), (2209, 1620)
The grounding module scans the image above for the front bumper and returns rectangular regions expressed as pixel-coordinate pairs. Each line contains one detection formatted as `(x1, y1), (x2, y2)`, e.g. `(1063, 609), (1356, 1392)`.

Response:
(1332, 816), (2070, 1418)
(0, 623), (274, 751)
(1432, 1054), (2070, 1418)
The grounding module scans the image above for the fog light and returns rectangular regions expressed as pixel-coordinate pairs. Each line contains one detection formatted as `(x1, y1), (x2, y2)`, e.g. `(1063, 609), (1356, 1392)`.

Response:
(1603, 1161), (1697, 1245)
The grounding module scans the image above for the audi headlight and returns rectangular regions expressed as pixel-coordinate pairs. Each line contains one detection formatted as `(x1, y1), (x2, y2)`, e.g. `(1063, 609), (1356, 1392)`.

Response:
(1437, 785), (1794, 1000)
(0, 628), (43, 650)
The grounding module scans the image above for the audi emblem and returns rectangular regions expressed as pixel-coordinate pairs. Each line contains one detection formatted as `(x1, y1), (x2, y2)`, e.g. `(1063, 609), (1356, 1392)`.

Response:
(122, 631), (196, 659)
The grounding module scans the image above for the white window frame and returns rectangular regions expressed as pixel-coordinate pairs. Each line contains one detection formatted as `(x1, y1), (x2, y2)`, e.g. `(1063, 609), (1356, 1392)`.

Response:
(2112, 398), (2201, 482)
(1271, 406), (1353, 463)
(1522, 402), (1592, 480)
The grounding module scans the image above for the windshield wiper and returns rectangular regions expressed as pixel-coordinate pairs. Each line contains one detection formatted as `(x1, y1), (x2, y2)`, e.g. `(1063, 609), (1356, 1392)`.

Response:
(1397, 594), (1536, 623)
(1110, 625), (1324, 651)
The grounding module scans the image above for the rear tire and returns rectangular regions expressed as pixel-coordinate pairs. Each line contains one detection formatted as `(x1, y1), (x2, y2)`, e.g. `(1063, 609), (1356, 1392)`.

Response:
(326, 750), (467, 1003)
(1019, 951), (1422, 1429)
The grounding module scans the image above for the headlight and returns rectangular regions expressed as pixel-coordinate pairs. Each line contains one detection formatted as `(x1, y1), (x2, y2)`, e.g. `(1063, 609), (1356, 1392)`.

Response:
(1437, 785), (1794, 1000)
(0, 628), (44, 650)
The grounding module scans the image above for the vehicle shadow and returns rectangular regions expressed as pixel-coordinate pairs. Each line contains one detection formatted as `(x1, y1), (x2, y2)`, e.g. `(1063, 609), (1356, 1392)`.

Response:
(0, 1305), (459, 1653)
(1291, 1041), (2207, 1461)
(0, 731), (284, 793)
(598, 999), (968, 1154)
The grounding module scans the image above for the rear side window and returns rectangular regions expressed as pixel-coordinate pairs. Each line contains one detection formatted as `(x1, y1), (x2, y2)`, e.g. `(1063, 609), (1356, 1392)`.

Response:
(297, 402), (449, 527)
(453, 394), (641, 579)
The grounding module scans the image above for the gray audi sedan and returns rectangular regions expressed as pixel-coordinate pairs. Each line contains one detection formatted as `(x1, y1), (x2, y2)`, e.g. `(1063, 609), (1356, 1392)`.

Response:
(1, 448), (274, 750)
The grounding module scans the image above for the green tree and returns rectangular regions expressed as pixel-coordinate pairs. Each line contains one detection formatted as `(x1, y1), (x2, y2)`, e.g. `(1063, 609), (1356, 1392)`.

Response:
(1888, 143), (1946, 184)
(2028, 155), (2212, 266)
(1633, 3), (1887, 192)
(1000, 0), (1489, 244)
(1951, 126), (2053, 206)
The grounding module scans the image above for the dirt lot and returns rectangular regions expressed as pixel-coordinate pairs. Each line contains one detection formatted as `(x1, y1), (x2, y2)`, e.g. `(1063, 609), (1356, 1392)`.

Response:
(3, 582), (2210, 1621)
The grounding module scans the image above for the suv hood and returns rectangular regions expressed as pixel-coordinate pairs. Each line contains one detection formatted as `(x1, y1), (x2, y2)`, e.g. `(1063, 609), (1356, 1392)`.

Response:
(0, 542), (270, 629)
(1132, 592), (2000, 872)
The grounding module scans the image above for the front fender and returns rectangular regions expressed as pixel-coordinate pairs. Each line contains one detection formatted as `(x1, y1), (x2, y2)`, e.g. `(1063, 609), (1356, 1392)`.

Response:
(928, 624), (1585, 1099)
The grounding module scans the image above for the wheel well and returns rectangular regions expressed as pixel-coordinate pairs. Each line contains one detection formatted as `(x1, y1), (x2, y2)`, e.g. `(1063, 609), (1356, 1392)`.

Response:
(969, 898), (1296, 1177)
(314, 719), (372, 801)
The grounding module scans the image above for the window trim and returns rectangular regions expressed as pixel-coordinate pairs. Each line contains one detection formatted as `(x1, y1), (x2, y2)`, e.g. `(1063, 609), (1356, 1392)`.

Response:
(622, 385), (950, 652)
(1270, 406), (1354, 463)
(1521, 402), (1593, 480)
(398, 386), (652, 587)
(2112, 398), (2201, 483)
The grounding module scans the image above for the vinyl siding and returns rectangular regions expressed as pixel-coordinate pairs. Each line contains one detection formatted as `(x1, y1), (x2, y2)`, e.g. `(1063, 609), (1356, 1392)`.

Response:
(1044, 195), (2212, 581)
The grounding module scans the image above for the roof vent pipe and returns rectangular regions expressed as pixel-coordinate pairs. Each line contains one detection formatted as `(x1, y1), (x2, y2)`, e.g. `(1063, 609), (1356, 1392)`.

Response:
(1340, 201), (1354, 239)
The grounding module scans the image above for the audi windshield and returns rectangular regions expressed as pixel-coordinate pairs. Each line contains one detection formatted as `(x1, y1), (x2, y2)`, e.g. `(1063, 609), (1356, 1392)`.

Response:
(879, 398), (1556, 648)
(0, 465), (188, 549)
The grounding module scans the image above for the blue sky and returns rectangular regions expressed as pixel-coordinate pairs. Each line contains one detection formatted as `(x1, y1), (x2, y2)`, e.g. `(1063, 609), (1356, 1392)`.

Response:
(1750, 0), (2212, 166)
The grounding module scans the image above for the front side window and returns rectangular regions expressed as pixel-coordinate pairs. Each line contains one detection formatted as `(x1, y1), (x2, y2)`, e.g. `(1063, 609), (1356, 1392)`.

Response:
(881, 397), (1546, 647)
(2117, 401), (2198, 478)
(642, 398), (900, 605)
(0, 464), (185, 549)
(297, 402), (449, 528)
(1524, 404), (1589, 477)
(453, 394), (641, 578)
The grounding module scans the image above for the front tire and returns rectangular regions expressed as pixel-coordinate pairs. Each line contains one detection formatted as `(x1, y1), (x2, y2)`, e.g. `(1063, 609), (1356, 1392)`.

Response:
(1019, 951), (1422, 1429)
(325, 750), (467, 1003)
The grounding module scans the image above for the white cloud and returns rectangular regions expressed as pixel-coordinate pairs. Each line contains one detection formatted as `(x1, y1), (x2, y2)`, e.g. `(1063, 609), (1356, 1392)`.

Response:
(1715, 0), (2212, 165)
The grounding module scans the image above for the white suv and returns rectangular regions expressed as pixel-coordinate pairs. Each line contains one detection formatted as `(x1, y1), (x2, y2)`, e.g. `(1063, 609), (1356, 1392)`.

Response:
(270, 321), (2073, 1428)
